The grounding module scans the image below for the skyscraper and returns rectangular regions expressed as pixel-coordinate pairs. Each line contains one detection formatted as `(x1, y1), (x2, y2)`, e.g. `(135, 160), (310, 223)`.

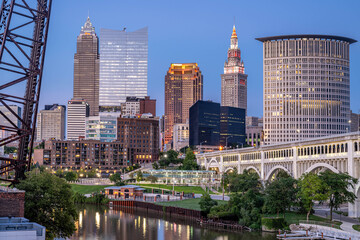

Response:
(36, 104), (65, 141)
(73, 17), (99, 116)
(257, 35), (356, 145)
(67, 99), (89, 140)
(99, 27), (148, 109)
(164, 63), (203, 147)
(221, 25), (247, 111)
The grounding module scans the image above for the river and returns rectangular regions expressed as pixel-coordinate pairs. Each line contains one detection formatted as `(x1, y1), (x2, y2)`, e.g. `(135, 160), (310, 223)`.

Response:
(70, 204), (276, 240)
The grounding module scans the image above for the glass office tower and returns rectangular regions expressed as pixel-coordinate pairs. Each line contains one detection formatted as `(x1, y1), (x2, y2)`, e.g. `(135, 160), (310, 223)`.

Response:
(99, 27), (148, 109)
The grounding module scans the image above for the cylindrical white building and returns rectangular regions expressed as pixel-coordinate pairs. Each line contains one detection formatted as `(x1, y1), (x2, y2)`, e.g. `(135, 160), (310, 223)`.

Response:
(256, 35), (356, 145)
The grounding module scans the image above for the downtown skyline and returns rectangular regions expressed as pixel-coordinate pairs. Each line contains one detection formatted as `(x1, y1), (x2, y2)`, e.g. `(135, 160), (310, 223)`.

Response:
(38, 0), (360, 118)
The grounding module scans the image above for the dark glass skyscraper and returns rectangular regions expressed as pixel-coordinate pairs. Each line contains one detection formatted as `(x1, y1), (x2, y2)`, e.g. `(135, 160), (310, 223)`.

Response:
(73, 17), (99, 116)
(220, 106), (246, 147)
(189, 101), (220, 146)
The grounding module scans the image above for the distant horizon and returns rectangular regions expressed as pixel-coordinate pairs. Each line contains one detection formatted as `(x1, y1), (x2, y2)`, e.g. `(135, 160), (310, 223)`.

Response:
(35, 0), (360, 118)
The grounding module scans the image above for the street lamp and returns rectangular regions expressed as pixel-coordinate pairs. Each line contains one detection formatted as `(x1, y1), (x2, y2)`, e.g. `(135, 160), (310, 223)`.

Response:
(200, 141), (207, 153)
(226, 136), (233, 150)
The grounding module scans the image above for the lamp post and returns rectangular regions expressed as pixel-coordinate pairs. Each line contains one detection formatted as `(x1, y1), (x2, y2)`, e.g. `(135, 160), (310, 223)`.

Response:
(200, 141), (207, 153)
(222, 172), (225, 201)
(226, 136), (233, 150)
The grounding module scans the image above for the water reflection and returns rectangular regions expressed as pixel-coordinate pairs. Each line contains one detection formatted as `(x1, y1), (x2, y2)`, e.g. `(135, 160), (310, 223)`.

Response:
(71, 205), (276, 240)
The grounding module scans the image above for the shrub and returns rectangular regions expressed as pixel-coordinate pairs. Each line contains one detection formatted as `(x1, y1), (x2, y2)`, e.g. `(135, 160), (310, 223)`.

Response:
(261, 217), (287, 231)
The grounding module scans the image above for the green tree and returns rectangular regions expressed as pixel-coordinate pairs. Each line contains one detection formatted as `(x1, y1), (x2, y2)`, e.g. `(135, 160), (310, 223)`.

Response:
(146, 175), (158, 183)
(181, 148), (199, 170)
(152, 162), (159, 170)
(109, 173), (125, 186)
(228, 170), (262, 193)
(298, 173), (329, 221)
(319, 170), (358, 221)
(264, 176), (297, 218)
(65, 171), (78, 182)
(54, 169), (64, 178)
(16, 170), (77, 240)
(136, 171), (143, 182)
(230, 189), (264, 229)
(87, 169), (97, 178)
(199, 193), (218, 214)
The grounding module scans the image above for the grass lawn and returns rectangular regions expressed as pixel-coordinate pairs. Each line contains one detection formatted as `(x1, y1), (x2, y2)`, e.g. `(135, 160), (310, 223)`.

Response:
(155, 198), (227, 211)
(138, 184), (213, 195)
(263, 212), (342, 228)
(70, 184), (112, 194)
(353, 225), (360, 232)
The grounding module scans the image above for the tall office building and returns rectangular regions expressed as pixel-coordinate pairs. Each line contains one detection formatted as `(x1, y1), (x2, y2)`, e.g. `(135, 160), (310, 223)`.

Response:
(73, 17), (99, 116)
(36, 104), (65, 141)
(221, 25), (248, 110)
(350, 110), (360, 132)
(257, 35), (356, 145)
(164, 63), (203, 147)
(67, 99), (89, 140)
(99, 27), (148, 109)
(189, 101), (220, 147)
(0, 105), (22, 140)
(220, 106), (246, 147)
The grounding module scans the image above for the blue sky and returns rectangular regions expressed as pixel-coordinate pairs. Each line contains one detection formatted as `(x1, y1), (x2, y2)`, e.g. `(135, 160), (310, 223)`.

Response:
(40, 0), (360, 117)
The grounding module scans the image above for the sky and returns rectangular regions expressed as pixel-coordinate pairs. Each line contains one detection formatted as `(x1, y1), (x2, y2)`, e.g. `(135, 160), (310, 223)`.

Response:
(39, 0), (360, 117)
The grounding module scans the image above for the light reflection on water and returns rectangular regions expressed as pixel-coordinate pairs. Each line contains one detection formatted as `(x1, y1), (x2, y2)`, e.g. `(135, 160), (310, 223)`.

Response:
(71, 204), (276, 240)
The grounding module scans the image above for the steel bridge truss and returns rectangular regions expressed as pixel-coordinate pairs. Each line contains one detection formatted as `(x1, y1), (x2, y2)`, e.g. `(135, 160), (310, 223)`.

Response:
(0, 0), (52, 183)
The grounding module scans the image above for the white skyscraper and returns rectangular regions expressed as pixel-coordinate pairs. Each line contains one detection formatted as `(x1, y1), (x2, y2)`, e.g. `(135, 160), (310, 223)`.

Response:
(257, 35), (356, 145)
(67, 99), (89, 140)
(99, 27), (148, 110)
(36, 104), (65, 141)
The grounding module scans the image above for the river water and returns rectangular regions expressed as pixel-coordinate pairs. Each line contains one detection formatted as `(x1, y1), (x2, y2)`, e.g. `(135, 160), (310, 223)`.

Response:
(70, 204), (277, 240)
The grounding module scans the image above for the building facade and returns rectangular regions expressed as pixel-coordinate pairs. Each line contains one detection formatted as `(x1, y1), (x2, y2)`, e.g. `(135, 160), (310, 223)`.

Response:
(117, 115), (159, 164)
(220, 106), (246, 147)
(164, 63), (203, 147)
(120, 96), (156, 116)
(67, 99), (89, 141)
(350, 110), (360, 132)
(36, 104), (65, 141)
(86, 114), (117, 142)
(173, 123), (189, 151)
(257, 35), (356, 145)
(99, 27), (148, 108)
(42, 139), (127, 171)
(0, 105), (21, 141)
(189, 101), (220, 147)
(73, 17), (99, 116)
(221, 25), (247, 111)
(246, 116), (263, 147)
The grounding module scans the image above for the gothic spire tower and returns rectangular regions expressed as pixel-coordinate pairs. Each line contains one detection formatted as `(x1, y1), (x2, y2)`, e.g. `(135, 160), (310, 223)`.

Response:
(73, 17), (100, 116)
(221, 25), (248, 111)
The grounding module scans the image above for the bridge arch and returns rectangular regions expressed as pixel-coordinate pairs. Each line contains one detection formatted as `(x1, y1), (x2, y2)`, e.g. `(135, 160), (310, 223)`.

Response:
(304, 163), (339, 175)
(206, 158), (220, 171)
(265, 165), (291, 181)
(224, 167), (236, 173)
(244, 166), (261, 177)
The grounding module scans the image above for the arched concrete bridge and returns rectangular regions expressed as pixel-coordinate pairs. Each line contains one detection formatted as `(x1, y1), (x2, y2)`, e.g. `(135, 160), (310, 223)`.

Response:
(197, 132), (360, 217)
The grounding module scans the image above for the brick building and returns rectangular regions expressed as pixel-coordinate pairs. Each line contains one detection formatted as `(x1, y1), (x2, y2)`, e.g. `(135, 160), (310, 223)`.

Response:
(117, 115), (159, 164)
(0, 187), (25, 218)
(42, 139), (127, 172)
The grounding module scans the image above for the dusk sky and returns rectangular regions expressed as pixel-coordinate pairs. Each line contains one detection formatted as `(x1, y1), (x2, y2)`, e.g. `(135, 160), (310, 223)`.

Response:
(40, 0), (360, 117)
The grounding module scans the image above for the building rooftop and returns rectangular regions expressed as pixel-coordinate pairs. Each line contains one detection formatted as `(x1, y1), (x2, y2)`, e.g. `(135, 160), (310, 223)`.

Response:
(256, 34), (357, 44)
(105, 185), (145, 191)
(0, 217), (45, 238)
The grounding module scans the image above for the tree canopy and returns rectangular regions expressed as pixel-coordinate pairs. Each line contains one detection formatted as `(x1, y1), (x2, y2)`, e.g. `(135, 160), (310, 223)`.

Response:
(199, 193), (218, 214)
(298, 173), (330, 221)
(319, 170), (358, 221)
(16, 170), (77, 240)
(180, 148), (199, 170)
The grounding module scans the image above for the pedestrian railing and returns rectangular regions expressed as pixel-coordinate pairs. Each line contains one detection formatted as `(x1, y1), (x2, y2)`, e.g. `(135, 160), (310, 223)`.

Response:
(299, 220), (341, 229)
